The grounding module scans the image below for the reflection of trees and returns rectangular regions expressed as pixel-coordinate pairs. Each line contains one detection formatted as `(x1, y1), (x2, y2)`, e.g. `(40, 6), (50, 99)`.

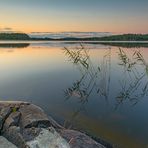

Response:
(66, 42), (148, 48)
(0, 43), (30, 48)
(63, 45), (148, 119)
(100, 42), (148, 48)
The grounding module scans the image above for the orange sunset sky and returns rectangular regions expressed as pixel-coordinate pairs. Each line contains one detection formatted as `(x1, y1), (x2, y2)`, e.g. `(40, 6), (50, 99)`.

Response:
(0, 0), (148, 33)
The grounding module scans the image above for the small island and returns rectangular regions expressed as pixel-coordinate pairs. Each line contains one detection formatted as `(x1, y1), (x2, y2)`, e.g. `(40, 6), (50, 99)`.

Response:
(0, 33), (31, 40)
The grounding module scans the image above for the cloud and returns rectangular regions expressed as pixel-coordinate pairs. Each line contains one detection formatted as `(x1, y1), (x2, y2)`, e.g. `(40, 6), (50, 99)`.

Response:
(3, 27), (13, 31)
(0, 27), (19, 33)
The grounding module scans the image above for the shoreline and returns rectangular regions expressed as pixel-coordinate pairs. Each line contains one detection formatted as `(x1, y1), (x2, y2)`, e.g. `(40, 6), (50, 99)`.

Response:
(0, 40), (148, 43)
(0, 101), (112, 148)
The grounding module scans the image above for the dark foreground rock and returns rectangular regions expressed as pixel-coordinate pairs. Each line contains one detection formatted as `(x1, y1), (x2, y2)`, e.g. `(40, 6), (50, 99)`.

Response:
(0, 101), (107, 148)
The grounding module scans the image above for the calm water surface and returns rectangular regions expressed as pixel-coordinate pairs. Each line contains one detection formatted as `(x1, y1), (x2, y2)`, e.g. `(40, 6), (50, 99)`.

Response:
(0, 42), (148, 148)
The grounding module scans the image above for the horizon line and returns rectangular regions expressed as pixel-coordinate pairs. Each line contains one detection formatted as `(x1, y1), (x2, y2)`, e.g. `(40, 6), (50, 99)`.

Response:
(0, 31), (148, 35)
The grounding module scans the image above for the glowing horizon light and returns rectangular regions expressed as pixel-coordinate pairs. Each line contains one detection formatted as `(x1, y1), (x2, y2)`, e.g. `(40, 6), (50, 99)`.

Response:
(0, 0), (147, 34)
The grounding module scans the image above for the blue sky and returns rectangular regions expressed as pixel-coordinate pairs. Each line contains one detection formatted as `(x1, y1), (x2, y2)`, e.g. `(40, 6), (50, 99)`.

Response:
(0, 0), (147, 33)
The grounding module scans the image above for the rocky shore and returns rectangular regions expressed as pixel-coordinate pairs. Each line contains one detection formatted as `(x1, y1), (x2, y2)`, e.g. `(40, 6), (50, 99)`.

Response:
(0, 101), (107, 148)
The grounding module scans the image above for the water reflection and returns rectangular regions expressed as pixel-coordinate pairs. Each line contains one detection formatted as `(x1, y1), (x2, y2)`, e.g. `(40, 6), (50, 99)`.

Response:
(0, 42), (148, 147)
(64, 42), (148, 48)
(0, 43), (30, 48)
(99, 42), (148, 48)
(116, 49), (148, 108)
(63, 45), (148, 116)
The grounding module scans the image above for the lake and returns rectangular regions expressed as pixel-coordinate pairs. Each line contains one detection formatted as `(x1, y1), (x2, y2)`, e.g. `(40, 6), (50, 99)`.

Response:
(0, 41), (148, 148)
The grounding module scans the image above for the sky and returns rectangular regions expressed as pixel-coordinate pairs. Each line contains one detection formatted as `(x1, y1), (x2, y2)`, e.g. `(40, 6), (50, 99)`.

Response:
(0, 0), (147, 33)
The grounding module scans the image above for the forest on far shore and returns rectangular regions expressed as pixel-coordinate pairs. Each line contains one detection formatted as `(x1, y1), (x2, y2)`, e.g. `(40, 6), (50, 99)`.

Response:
(0, 33), (148, 41)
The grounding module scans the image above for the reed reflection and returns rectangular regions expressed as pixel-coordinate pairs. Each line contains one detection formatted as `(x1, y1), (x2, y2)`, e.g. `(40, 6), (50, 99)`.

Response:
(63, 45), (148, 120)
(116, 48), (148, 108)
(64, 45), (111, 102)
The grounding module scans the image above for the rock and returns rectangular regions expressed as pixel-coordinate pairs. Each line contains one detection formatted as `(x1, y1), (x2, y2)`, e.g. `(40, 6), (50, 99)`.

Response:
(1, 103), (52, 148)
(19, 104), (51, 128)
(48, 116), (64, 129)
(2, 111), (21, 132)
(0, 136), (17, 148)
(3, 126), (26, 148)
(0, 101), (29, 131)
(26, 127), (70, 148)
(0, 101), (107, 148)
(0, 107), (12, 131)
(59, 129), (106, 148)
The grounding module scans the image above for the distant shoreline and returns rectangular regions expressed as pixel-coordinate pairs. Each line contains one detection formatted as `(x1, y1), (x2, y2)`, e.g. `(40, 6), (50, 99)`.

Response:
(0, 40), (148, 43)
(0, 33), (148, 41)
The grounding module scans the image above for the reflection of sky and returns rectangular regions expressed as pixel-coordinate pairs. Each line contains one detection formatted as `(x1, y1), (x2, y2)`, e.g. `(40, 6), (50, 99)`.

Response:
(0, 44), (148, 147)
(0, 47), (67, 82)
(0, 0), (148, 33)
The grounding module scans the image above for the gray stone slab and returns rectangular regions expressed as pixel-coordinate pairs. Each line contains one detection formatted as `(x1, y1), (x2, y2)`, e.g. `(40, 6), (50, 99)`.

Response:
(19, 104), (51, 128)
(59, 129), (106, 148)
(26, 127), (70, 148)
(0, 101), (108, 148)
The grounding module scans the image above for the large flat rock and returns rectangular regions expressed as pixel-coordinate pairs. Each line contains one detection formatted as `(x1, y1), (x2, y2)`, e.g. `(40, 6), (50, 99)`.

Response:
(19, 104), (51, 128)
(0, 101), (108, 148)
(26, 127), (70, 148)
(59, 129), (106, 148)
